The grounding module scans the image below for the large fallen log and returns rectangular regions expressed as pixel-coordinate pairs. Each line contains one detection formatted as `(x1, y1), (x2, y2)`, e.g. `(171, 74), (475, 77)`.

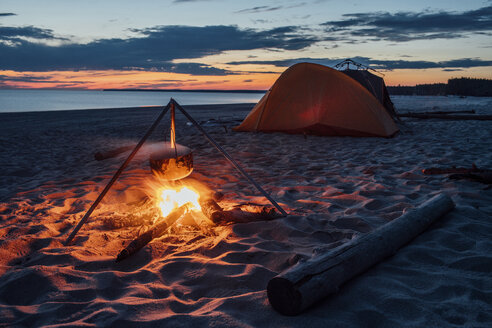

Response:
(267, 193), (455, 316)
(397, 113), (492, 120)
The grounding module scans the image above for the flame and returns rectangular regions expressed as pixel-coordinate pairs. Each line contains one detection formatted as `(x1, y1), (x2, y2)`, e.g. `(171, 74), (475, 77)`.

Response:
(158, 186), (201, 218)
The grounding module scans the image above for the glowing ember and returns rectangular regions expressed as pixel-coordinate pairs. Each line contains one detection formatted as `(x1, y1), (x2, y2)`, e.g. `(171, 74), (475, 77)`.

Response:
(158, 186), (201, 217)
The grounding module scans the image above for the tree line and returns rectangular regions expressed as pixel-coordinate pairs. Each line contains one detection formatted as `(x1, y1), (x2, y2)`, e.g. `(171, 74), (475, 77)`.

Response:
(388, 78), (492, 97)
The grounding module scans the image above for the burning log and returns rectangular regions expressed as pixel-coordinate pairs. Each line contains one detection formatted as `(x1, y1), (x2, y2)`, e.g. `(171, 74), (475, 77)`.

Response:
(102, 197), (159, 229)
(116, 203), (191, 262)
(190, 211), (216, 236)
(199, 198), (280, 225)
(267, 194), (455, 316)
(199, 198), (224, 221)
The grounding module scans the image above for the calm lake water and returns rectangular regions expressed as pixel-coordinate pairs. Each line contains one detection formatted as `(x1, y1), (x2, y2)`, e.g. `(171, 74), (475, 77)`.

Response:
(1, 89), (491, 114)
(0, 89), (264, 113)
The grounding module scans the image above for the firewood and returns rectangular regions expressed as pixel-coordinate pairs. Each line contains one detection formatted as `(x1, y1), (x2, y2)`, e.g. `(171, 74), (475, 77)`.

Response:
(115, 203), (190, 262)
(212, 208), (280, 225)
(103, 197), (159, 229)
(199, 198), (280, 225)
(199, 198), (223, 221)
(267, 194), (455, 316)
(190, 211), (216, 236)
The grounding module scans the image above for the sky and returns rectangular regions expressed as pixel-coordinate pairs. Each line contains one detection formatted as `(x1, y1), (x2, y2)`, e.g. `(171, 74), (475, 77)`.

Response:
(0, 0), (491, 89)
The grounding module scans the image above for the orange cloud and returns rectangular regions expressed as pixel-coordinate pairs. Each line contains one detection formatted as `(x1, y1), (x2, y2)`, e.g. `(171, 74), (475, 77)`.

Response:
(2, 66), (490, 90)
(0, 70), (278, 90)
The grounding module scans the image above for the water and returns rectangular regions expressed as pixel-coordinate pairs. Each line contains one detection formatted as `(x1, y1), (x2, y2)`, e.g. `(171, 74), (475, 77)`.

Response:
(1, 90), (490, 114)
(0, 89), (264, 113)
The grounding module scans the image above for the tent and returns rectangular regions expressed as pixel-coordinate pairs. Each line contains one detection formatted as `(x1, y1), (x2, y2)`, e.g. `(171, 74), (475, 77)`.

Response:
(341, 68), (397, 120)
(234, 62), (398, 137)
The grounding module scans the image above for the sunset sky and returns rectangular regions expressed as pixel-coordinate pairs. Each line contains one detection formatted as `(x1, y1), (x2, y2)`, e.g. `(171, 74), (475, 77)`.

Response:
(1, 0), (491, 90)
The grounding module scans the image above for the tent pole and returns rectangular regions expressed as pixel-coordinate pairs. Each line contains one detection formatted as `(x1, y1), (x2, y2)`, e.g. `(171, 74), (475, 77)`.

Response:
(172, 99), (287, 217)
(64, 102), (171, 245)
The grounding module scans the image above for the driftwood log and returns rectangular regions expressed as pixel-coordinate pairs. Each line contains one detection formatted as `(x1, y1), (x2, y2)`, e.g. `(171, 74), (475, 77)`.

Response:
(422, 165), (492, 175)
(199, 198), (280, 225)
(116, 203), (190, 262)
(398, 110), (475, 116)
(267, 193), (455, 316)
(449, 173), (492, 184)
(423, 165), (492, 184)
(397, 113), (492, 120)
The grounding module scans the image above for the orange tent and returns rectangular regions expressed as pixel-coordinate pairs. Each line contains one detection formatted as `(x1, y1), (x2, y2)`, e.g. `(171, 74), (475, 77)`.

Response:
(234, 63), (399, 137)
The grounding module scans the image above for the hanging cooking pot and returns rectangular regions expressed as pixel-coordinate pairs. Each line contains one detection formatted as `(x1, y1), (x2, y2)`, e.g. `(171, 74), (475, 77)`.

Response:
(149, 103), (193, 180)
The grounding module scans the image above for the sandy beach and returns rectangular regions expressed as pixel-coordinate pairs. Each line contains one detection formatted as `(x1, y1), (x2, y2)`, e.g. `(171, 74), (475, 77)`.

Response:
(1, 99), (491, 327)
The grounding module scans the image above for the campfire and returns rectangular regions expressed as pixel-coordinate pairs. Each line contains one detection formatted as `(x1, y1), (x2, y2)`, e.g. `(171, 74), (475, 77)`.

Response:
(147, 178), (213, 228)
(156, 185), (201, 220)
(63, 99), (286, 262)
(110, 176), (282, 262)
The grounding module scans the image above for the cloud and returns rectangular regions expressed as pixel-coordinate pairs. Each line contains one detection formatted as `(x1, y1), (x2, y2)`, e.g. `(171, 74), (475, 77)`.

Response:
(322, 5), (492, 42)
(0, 13), (16, 17)
(370, 58), (492, 70)
(0, 74), (90, 88)
(172, 0), (215, 3)
(0, 25), (64, 42)
(227, 57), (342, 67)
(235, 6), (284, 14)
(0, 74), (54, 82)
(227, 57), (492, 70)
(0, 24), (318, 73)
(235, 3), (306, 14)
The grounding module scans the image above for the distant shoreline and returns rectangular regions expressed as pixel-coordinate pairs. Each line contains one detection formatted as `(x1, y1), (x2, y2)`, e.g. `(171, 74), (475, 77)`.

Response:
(103, 88), (267, 94)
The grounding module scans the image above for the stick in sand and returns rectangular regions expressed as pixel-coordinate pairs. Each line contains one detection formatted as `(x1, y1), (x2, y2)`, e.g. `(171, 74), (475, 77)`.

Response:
(116, 203), (190, 262)
(64, 103), (171, 246)
(267, 193), (455, 316)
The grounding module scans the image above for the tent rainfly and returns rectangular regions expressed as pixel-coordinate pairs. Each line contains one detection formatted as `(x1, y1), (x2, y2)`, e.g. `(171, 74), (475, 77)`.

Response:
(234, 62), (399, 137)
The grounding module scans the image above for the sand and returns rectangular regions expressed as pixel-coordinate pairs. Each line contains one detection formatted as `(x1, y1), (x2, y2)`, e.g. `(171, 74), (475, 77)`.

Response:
(0, 98), (491, 327)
